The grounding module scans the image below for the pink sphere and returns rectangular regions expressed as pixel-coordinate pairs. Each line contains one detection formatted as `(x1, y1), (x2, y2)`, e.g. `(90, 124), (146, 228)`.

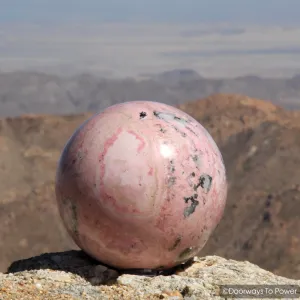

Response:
(55, 101), (227, 270)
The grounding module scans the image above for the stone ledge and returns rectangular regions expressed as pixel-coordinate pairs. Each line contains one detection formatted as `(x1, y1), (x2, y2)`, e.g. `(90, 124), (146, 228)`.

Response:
(0, 251), (299, 299)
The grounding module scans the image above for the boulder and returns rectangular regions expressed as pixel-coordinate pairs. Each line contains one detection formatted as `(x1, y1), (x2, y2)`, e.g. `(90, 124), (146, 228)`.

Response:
(1, 251), (299, 299)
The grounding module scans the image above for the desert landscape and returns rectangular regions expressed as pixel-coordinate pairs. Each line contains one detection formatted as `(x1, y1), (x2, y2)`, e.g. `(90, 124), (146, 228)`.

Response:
(1, 93), (300, 281)
(2, 22), (300, 117)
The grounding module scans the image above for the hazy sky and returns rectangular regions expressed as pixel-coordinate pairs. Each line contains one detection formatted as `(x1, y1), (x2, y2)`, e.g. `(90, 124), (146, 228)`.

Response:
(0, 0), (299, 24)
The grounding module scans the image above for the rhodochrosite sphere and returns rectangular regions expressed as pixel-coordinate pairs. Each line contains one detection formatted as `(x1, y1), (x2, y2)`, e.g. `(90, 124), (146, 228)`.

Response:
(55, 101), (227, 270)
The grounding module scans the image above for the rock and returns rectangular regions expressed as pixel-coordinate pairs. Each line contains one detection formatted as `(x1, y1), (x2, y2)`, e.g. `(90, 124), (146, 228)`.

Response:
(1, 251), (299, 299)
(55, 101), (227, 270)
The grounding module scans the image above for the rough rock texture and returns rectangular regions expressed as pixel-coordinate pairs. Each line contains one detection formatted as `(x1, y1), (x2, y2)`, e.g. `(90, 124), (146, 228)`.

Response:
(1, 251), (299, 299)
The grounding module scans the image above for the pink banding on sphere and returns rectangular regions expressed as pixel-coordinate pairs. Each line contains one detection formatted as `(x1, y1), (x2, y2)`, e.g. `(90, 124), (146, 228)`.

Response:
(55, 101), (227, 270)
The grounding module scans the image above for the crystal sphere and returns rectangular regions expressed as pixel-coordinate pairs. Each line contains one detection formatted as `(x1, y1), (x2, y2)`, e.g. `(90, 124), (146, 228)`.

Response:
(55, 101), (227, 270)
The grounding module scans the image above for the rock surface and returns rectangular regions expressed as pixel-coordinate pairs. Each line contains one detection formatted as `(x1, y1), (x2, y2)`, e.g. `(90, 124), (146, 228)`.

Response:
(1, 251), (299, 299)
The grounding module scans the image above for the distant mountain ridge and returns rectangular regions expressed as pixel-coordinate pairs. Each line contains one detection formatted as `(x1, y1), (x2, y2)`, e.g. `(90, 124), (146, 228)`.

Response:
(1, 69), (300, 117)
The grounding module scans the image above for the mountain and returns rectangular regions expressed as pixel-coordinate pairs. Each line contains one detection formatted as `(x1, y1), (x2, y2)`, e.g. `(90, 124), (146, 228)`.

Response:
(0, 94), (299, 280)
(179, 94), (300, 278)
(1, 70), (300, 117)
